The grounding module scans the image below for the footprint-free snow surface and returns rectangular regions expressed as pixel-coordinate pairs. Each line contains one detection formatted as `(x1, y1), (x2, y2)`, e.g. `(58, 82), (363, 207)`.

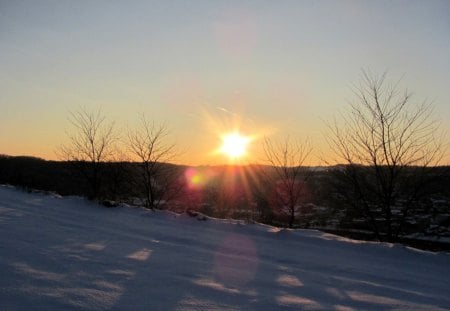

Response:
(0, 186), (449, 310)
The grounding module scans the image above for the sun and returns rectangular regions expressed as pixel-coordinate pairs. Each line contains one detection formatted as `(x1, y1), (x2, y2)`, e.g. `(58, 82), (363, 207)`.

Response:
(220, 132), (250, 159)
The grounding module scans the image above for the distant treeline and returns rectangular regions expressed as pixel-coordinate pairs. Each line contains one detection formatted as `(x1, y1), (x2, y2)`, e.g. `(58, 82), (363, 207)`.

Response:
(1, 154), (449, 244)
(0, 154), (181, 200)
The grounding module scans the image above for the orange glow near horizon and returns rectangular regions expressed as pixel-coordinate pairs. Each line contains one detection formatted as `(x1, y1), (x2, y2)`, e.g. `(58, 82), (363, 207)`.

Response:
(2, 103), (449, 167)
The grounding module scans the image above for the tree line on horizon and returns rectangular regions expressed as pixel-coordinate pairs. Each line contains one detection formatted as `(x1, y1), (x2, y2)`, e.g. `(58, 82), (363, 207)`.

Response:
(1, 71), (449, 244)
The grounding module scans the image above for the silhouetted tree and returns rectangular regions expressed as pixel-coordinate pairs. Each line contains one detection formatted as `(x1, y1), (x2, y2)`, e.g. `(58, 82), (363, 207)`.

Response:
(60, 108), (117, 199)
(127, 115), (179, 209)
(262, 136), (313, 228)
(326, 71), (446, 241)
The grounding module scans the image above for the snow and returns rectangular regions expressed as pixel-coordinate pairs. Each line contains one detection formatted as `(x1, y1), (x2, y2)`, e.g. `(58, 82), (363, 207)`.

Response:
(1, 186), (449, 310)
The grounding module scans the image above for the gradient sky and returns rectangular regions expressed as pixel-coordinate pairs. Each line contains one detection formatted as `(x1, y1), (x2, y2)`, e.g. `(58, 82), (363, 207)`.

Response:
(1, 0), (449, 165)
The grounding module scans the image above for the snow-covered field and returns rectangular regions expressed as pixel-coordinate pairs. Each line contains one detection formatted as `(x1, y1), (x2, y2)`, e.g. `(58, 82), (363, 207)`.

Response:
(1, 186), (449, 310)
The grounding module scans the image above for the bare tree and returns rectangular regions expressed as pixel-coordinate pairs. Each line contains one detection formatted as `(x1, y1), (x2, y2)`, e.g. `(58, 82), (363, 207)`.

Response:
(59, 108), (116, 199)
(262, 136), (313, 228)
(326, 71), (446, 241)
(127, 116), (179, 210)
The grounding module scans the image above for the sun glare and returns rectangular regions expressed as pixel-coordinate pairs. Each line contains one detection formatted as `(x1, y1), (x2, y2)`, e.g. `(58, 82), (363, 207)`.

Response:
(220, 133), (250, 159)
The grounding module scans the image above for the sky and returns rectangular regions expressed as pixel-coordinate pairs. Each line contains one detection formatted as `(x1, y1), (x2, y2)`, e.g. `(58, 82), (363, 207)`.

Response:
(1, 0), (449, 165)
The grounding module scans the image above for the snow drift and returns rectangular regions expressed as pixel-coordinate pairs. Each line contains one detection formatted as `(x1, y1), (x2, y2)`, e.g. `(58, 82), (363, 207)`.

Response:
(0, 186), (449, 310)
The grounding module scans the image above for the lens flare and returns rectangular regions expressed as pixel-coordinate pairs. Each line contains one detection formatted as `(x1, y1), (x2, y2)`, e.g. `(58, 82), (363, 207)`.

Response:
(185, 168), (204, 188)
(185, 167), (216, 189)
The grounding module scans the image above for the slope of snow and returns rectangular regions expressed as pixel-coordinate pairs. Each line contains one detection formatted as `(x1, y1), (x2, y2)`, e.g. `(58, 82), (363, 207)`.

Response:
(0, 186), (449, 310)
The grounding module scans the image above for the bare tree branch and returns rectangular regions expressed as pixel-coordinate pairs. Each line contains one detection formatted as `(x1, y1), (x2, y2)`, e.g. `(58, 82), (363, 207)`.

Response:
(127, 115), (179, 209)
(58, 107), (117, 199)
(262, 136), (313, 228)
(326, 70), (446, 241)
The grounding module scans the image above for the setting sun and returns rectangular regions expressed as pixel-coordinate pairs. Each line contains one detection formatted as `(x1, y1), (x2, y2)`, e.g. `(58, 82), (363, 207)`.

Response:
(220, 132), (250, 159)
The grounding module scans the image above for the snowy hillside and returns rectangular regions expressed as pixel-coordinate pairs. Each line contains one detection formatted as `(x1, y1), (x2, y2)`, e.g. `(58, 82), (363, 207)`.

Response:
(0, 186), (449, 310)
